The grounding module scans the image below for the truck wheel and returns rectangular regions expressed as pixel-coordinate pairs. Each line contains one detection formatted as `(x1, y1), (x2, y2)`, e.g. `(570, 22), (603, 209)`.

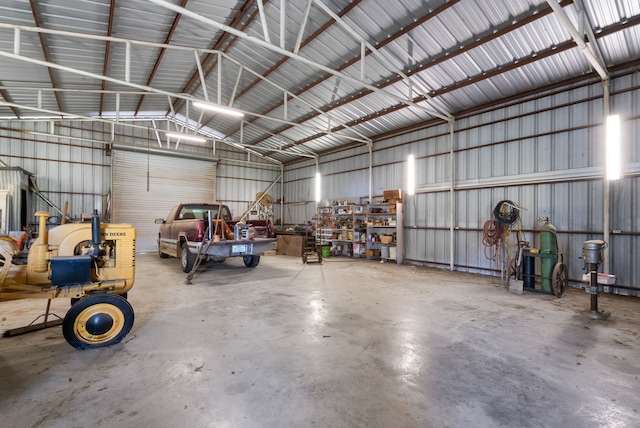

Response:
(181, 242), (196, 273)
(158, 239), (169, 258)
(243, 255), (260, 267)
(63, 294), (134, 350)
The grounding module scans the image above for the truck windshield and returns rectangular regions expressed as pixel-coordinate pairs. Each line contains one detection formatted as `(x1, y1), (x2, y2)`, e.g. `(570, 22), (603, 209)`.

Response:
(179, 205), (232, 221)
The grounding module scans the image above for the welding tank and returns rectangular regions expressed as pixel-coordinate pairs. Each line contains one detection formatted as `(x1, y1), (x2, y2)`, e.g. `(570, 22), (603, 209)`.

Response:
(539, 218), (558, 293)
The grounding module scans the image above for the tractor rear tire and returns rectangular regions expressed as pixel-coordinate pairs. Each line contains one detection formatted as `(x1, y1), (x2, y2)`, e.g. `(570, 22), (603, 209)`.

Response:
(63, 294), (134, 350)
(243, 255), (260, 267)
(181, 242), (196, 273)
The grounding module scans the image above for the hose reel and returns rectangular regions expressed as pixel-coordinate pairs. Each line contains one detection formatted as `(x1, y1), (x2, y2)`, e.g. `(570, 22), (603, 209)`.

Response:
(493, 200), (520, 226)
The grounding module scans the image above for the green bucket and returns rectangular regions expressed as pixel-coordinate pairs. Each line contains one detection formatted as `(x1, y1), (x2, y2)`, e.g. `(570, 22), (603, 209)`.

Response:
(321, 246), (331, 258)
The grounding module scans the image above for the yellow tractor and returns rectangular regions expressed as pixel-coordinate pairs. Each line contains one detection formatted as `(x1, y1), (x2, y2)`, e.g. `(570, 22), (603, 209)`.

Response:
(0, 210), (136, 349)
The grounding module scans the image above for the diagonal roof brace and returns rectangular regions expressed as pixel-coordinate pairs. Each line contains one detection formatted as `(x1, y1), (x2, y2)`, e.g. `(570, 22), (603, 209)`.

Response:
(0, 24), (371, 146)
(311, 0), (452, 120)
(545, 0), (609, 80)
(146, 0), (451, 121)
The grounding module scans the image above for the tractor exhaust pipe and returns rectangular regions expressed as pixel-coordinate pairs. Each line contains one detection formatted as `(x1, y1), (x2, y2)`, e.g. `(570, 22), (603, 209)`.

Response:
(91, 209), (101, 256)
(32, 211), (52, 272)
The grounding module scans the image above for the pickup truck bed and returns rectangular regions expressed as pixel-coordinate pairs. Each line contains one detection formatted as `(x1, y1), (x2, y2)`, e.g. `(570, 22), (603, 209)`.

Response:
(156, 203), (276, 273)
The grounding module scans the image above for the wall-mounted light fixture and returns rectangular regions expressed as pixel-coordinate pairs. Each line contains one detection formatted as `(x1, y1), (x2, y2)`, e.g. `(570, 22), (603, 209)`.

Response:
(315, 172), (322, 203)
(166, 132), (206, 143)
(407, 154), (415, 195)
(606, 114), (621, 180)
(193, 101), (245, 118)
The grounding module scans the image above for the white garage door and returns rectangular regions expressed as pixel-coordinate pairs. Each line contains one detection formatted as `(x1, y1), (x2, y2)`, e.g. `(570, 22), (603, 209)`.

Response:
(112, 148), (217, 253)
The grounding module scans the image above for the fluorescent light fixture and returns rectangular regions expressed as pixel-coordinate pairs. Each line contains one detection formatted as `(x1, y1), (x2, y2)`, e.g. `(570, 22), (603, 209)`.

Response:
(166, 132), (206, 143)
(315, 172), (322, 203)
(407, 154), (415, 195)
(193, 101), (245, 118)
(606, 115), (621, 180)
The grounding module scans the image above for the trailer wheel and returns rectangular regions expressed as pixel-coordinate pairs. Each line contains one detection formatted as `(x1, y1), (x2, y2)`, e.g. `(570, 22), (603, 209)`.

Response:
(243, 255), (260, 267)
(181, 242), (196, 273)
(63, 294), (134, 350)
(552, 262), (568, 297)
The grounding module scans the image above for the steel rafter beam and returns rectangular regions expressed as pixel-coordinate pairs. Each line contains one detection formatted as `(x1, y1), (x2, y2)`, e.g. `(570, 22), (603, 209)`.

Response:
(229, 0), (461, 154)
(311, 0), (451, 119)
(573, 0), (607, 68)
(27, 0), (63, 113)
(0, 100), (284, 165)
(146, 0), (450, 120)
(0, 83), (21, 118)
(134, 0), (189, 115)
(546, 0), (608, 80)
(0, 24), (369, 145)
(99, 0), (117, 116)
(258, 0), (579, 154)
(172, 0), (264, 114)
(201, 0), (363, 131)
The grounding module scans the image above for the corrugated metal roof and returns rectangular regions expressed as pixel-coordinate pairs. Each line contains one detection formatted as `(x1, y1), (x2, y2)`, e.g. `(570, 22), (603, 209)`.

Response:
(0, 0), (637, 163)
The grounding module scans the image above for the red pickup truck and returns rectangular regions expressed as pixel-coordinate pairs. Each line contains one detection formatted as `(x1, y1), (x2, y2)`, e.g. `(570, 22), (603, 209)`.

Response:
(155, 203), (276, 272)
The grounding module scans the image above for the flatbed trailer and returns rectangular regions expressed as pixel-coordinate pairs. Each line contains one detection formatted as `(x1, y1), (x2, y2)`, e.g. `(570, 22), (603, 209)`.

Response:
(183, 236), (277, 280)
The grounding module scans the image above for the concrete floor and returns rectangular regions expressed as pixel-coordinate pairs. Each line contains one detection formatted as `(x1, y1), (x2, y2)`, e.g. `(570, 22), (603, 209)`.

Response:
(1, 253), (639, 428)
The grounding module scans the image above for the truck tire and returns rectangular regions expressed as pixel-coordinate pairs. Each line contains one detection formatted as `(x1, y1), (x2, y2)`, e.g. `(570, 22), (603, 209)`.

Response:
(243, 255), (260, 268)
(181, 242), (196, 273)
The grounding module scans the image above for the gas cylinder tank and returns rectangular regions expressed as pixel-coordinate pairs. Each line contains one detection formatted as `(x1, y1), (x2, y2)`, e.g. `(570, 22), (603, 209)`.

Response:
(539, 218), (557, 254)
(539, 217), (558, 293)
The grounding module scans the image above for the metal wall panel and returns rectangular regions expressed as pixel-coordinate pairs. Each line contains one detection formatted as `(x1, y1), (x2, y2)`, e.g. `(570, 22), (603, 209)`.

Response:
(112, 149), (216, 253)
(0, 118), (283, 249)
(286, 74), (639, 291)
(0, 120), (111, 219)
(216, 157), (281, 223)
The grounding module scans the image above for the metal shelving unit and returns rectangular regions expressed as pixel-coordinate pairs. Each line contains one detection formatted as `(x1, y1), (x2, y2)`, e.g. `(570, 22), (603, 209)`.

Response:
(365, 202), (403, 264)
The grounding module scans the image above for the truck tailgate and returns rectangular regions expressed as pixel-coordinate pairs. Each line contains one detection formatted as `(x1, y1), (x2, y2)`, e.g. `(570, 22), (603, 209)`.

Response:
(197, 238), (276, 257)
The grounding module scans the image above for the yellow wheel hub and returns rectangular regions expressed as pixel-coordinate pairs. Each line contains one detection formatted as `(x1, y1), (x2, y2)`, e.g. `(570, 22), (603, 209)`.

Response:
(73, 303), (125, 345)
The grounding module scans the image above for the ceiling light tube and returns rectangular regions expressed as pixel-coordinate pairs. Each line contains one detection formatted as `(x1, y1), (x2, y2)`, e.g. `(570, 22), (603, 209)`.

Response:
(193, 101), (245, 117)
(606, 115), (621, 180)
(315, 172), (322, 203)
(166, 132), (207, 143)
(407, 154), (415, 195)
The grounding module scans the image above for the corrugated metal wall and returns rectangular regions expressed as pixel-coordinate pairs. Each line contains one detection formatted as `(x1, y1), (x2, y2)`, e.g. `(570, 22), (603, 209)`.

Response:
(283, 72), (639, 291)
(0, 119), (281, 245)
(214, 145), (282, 222)
(0, 121), (110, 219)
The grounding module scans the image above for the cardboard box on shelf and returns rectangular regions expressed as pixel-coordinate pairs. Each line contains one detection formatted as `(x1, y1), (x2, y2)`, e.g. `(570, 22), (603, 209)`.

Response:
(365, 249), (381, 257)
(383, 189), (403, 201)
(380, 234), (394, 244)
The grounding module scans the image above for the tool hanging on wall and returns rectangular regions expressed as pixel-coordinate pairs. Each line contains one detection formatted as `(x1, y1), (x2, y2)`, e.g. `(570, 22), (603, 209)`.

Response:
(482, 200), (525, 286)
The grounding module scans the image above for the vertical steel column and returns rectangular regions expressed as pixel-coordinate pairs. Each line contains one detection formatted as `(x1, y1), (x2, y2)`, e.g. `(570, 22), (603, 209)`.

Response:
(602, 80), (611, 273)
(449, 119), (455, 271)
(368, 144), (372, 204)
